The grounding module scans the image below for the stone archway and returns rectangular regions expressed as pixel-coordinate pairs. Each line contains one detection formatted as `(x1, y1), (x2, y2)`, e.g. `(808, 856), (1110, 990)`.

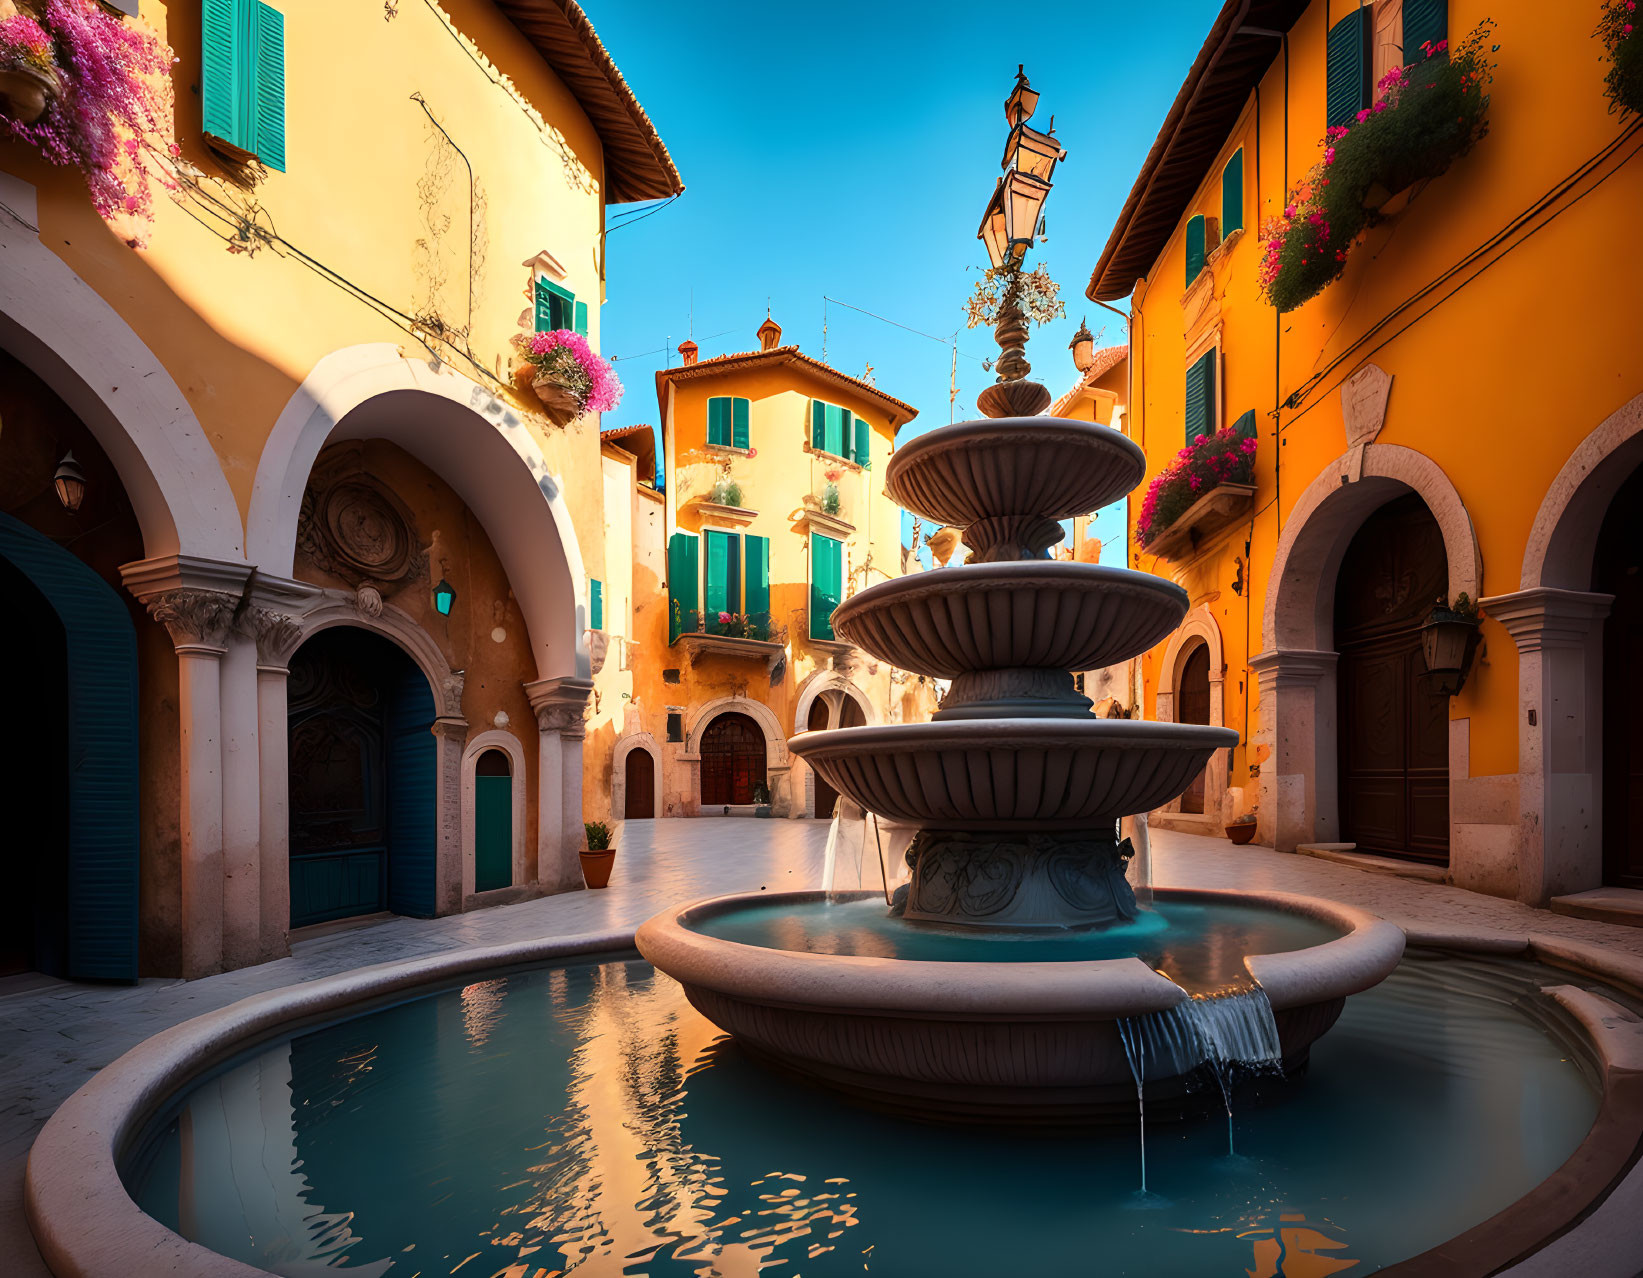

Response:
(792, 670), (876, 817)
(1153, 607), (1227, 829)
(1251, 444), (1480, 854)
(684, 697), (790, 815)
(1482, 390), (1643, 903)
(612, 732), (663, 820)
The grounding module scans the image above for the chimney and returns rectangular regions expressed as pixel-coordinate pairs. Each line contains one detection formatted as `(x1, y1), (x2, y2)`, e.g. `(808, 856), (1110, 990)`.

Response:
(678, 339), (698, 366)
(757, 316), (782, 351)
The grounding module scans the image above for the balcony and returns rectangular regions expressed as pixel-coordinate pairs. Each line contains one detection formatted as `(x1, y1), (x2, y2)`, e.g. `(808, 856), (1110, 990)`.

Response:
(672, 610), (786, 672)
(1145, 482), (1256, 564)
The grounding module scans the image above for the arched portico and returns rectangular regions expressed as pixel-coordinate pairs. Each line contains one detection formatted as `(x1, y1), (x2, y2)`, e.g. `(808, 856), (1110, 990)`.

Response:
(1482, 390), (1643, 903)
(792, 671), (875, 817)
(1153, 607), (1227, 828)
(684, 697), (791, 815)
(1251, 444), (1480, 854)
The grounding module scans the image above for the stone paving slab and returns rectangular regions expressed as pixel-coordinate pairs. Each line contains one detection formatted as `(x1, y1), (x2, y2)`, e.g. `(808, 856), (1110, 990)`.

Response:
(7, 818), (1643, 1275)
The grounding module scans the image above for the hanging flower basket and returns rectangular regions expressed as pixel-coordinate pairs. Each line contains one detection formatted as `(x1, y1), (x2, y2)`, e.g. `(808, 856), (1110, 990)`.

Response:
(1259, 23), (1496, 313)
(0, 62), (56, 124)
(531, 374), (582, 426)
(513, 328), (622, 425)
(1597, 0), (1643, 116)
(1137, 426), (1258, 551)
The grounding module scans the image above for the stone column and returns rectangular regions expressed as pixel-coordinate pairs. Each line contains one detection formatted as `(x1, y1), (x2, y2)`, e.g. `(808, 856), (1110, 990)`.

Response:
(218, 630), (263, 970)
(433, 718), (469, 914)
(1248, 648), (1338, 852)
(526, 677), (595, 893)
(1480, 588), (1612, 904)
(146, 589), (239, 979)
(243, 608), (304, 961)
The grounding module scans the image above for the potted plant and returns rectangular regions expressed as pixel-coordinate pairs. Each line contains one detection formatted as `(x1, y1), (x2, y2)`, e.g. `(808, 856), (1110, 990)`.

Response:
(1226, 811), (1258, 846)
(1136, 426), (1258, 550)
(708, 460), (744, 508)
(1597, 0), (1642, 116)
(513, 329), (622, 426)
(752, 780), (772, 818)
(581, 820), (616, 889)
(821, 469), (842, 516)
(0, 13), (58, 124)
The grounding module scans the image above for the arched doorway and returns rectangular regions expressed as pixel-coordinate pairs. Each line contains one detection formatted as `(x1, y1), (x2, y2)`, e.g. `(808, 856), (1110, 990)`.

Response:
(1595, 463), (1643, 888)
(701, 713), (767, 808)
(287, 629), (438, 927)
(473, 749), (513, 893)
(1334, 493), (1450, 864)
(624, 748), (655, 819)
(1177, 644), (1212, 814)
(808, 698), (839, 818)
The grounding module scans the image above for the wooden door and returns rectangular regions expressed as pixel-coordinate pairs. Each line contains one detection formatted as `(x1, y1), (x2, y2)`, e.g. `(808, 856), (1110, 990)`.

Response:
(700, 712), (767, 807)
(1176, 644), (1212, 815)
(808, 699), (838, 818)
(1335, 494), (1450, 864)
(1597, 464), (1643, 888)
(474, 749), (512, 893)
(625, 748), (655, 819)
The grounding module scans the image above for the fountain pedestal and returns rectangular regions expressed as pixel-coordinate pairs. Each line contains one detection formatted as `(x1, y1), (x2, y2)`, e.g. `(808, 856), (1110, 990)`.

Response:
(896, 830), (1138, 928)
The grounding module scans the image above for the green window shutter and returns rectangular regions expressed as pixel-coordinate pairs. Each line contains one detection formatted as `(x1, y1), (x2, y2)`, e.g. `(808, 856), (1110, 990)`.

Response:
(707, 397), (731, 447)
(823, 404), (845, 457)
(590, 578), (603, 631)
(1184, 350), (1217, 445)
(533, 278), (553, 333)
(250, 2), (285, 171)
(1232, 408), (1257, 440)
(745, 534), (770, 619)
(811, 399), (826, 450)
(1327, 9), (1373, 128)
(1403, 0), (1447, 63)
(810, 533), (841, 641)
(854, 416), (870, 469)
(574, 300), (589, 337)
(1221, 150), (1243, 236)
(667, 533), (698, 643)
(534, 281), (574, 332)
(1185, 215), (1207, 286)
(201, 0), (242, 145)
(703, 530), (741, 618)
(731, 397), (750, 450)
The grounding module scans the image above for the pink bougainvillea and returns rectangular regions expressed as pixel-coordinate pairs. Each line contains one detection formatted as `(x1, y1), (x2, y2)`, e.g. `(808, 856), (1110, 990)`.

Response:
(0, 0), (177, 246)
(514, 328), (624, 416)
(0, 15), (55, 72)
(1136, 428), (1258, 549)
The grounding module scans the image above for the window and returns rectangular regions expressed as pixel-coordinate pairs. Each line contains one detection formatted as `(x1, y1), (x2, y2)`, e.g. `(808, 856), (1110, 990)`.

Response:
(668, 530), (772, 641)
(1185, 350), (1218, 445)
(202, 0), (286, 172)
(589, 578), (603, 631)
(810, 401), (870, 466)
(810, 532), (843, 642)
(1327, 8), (1375, 128)
(1221, 150), (1244, 237)
(666, 710), (684, 743)
(708, 396), (751, 449)
(703, 530), (742, 619)
(1185, 215), (1207, 287)
(534, 278), (588, 336)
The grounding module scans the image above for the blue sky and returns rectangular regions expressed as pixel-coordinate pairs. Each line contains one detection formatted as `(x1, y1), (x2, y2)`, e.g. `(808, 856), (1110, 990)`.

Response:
(592, 0), (1223, 562)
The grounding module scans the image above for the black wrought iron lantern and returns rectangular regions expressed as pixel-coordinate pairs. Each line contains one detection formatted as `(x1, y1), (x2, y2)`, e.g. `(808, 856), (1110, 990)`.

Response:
(1420, 605), (1482, 696)
(53, 450), (86, 513)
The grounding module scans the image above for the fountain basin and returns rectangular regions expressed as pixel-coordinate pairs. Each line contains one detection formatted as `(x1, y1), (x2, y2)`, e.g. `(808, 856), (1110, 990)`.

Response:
(789, 718), (1239, 830)
(635, 887), (1406, 1123)
(830, 562), (1187, 680)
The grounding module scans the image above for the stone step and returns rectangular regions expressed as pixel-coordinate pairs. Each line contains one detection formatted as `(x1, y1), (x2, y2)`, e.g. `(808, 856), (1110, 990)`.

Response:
(1549, 888), (1643, 930)
(1296, 842), (1448, 883)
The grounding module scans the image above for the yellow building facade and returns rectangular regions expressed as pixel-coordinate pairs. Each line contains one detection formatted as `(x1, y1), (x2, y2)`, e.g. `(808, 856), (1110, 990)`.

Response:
(0, 0), (679, 977)
(1088, 0), (1643, 906)
(602, 319), (931, 821)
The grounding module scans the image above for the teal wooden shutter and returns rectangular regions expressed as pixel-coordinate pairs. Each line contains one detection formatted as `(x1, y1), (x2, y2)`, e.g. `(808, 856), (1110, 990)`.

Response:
(574, 300), (588, 337)
(704, 529), (736, 618)
(534, 281), (574, 331)
(251, 2), (285, 171)
(1403, 0), (1447, 63)
(667, 532), (698, 642)
(745, 534), (770, 620)
(1185, 215), (1207, 286)
(590, 578), (603, 630)
(1185, 350), (1216, 444)
(533, 278), (553, 332)
(810, 533), (842, 641)
(1232, 408), (1257, 439)
(201, 0), (242, 143)
(854, 415), (870, 468)
(823, 404), (846, 457)
(473, 772), (512, 893)
(1327, 9), (1373, 128)
(707, 397), (731, 447)
(731, 397), (750, 450)
(1221, 150), (1243, 236)
(811, 399), (826, 450)
(386, 656), (437, 918)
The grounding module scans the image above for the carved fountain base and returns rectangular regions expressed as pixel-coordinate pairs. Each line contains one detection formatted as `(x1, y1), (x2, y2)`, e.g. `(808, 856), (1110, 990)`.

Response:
(894, 830), (1139, 928)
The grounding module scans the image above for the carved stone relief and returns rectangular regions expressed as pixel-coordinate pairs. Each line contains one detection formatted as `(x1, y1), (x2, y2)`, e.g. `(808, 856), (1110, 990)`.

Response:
(146, 589), (240, 650)
(1342, 363), (1393, 448)
(296, 457), (428, 592)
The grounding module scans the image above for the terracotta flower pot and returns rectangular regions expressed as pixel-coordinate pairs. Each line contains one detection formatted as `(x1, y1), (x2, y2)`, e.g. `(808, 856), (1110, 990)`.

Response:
(532, 374), (582, 427)
(1226, 823), (1257, 846)
(0, 65), (57, 126)
(580, 848), (615, 888)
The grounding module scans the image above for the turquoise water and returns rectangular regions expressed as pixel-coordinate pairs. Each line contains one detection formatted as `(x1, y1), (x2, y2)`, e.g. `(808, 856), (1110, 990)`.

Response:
(127, 954), (1600, 1277)
(691, 897), (1342, 991)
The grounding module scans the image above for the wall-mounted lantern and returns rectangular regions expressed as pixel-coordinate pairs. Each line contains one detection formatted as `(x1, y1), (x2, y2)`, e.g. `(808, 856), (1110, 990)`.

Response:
(1420, 595), (1482, 696)
(433, 578), (457, 616)
(53, 451), (86, 513)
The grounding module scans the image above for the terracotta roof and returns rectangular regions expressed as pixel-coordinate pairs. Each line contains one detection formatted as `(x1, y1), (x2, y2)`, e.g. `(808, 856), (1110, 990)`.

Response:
(1049, 346), (1127, 418)
(1086, 0), (1308, 301)
(493, 0), (683, 203)
(655, 346), (920, 433)
(600, 422), (657, 477)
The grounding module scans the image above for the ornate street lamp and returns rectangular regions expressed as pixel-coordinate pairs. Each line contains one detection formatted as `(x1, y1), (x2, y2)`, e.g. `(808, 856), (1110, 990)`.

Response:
(53, 451), (86, 513)
(433, 577), (457, 616)
(1069, 318), (1095, 372)
(1419, 597), (1482, 696)
(1003, 64), (1040, 127)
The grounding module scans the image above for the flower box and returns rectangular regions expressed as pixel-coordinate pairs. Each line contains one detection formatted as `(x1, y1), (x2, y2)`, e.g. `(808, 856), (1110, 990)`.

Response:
(515, 329), (621, 423)
(1145, 483), (1256, 563)
(692, 499), (758, 524)
(531, 375), (582, 426)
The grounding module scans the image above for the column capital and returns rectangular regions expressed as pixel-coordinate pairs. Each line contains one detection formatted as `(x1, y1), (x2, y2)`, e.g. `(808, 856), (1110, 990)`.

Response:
(526, 675), (594, 738)
(240, 606), (306, 669)
(145, 588), (240, 652)
(1479, 588), (1613, 652)
(1248, 648), (1338, 688)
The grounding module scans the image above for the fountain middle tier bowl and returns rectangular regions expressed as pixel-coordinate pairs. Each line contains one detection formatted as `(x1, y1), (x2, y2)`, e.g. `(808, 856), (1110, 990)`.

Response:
(882, 416), (1146, 530)
(831, 561), (1188, 679)
(636, 888), (1407, 1123)
(788, 718), (1239, 830)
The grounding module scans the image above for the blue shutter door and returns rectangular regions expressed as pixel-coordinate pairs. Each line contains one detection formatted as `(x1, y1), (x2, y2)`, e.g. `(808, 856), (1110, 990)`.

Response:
(251, 2), (285, 171)
(745, 534), (770, 620)
(385, 658), (437, 918)
(667, 533), (698, 642)
(1327, 9), (1374, 128)
(1222, 150), (1243, 236)
(201, 0), (243, 144)
(1185, 215), (1207, 286)
(1403, 0), (1447, 62)
(731, 397), (750, 450)
(0, 514), (139, 981)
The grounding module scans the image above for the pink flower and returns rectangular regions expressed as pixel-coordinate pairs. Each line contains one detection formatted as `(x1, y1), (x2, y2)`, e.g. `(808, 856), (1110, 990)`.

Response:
(1356, 108), (1371, 123)
(1627, 22), (1635, 34)
(718, 611), (731, 624)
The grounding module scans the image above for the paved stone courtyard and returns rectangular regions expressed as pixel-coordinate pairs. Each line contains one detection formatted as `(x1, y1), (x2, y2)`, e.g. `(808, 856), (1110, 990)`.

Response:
(7, 818), (1643, 1275)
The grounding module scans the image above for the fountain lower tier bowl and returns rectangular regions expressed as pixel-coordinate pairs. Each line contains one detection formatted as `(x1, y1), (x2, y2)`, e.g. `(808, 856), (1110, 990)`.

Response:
(831, 562), (1187, 681)
(636, 888), (1406, 1124)
(788, 719), (1239, 830)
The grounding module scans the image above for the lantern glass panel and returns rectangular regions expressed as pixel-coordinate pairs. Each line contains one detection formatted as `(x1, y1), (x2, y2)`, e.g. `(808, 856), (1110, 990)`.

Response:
(1003, 123), (1064, 184)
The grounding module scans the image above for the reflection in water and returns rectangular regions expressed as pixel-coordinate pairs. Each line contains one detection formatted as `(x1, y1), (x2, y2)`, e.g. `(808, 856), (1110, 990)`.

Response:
(128, 955), (1600, 1277)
